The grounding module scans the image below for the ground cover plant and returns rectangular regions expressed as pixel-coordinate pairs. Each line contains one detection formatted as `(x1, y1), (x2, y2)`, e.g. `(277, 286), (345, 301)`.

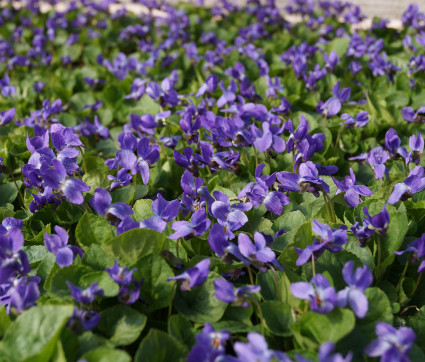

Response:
(0, 0), (425, 360)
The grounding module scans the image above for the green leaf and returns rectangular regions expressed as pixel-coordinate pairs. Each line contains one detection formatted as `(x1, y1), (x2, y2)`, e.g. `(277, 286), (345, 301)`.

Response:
(0, 182), (20, 205)
(132, 199), (154, 220)
(173, 273), (227, 323)
(0, 307), (10, 339)
(102, 229), (166, 266)
(82, 244), (115, 271)
(135, 329), (186, 362)
(75, 213), (115, 250)
(262, 301), (293, 336)
(80, 347), (131, 362)
(82, 170), (110, 190)
(168, 315), (195, 349)
(293, 309), (355, 349)
(47, 265), (94, 297)
(0, 305), (73, 362)
(97, 305), (146, 346)
(79, 271), (119, 297)
(338, 287), (393, 358)
(325, 37), (350, 58)
(133, 254), (174, 312)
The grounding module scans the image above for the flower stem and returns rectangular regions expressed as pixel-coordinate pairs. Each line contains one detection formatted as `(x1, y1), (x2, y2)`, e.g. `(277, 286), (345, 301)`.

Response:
(176, 238), (181, 259)
(253, 146), (259, 169)
(311, 254), (316, 277)
(247, 266), (255, 285)
(168, 282), (177, 320)
(249, 296), (265, 335)
(396, 257), (410, 292)
(410, 272), (423, 298)
(6, 166), (25, 209)
(78, 146), (87, 175)
(324, 114), (328, 128)
(131, 173), (138, 205)
(376, 234), (382, 280)
(335, 124), (343, 148)
(270, 266), (281, 301)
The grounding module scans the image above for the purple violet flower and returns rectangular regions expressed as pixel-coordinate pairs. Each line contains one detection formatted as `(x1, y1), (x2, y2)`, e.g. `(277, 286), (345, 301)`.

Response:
(90, 188), (133, 225)
(214, 278), (260, 307)
(388, 166), (425, 204)
(401, 105), (425, 123)
(290, 274), (337, 314)
(67, 282), (103, 305)
(238, 232), (282, 272)
(364, 322), (416, 361)
(337, 261), (373, 318)
(167, 258), (210, 291)
(44, 226), (83, 268)
(394, 234), (425, 273)
(333, 168), (373, 208)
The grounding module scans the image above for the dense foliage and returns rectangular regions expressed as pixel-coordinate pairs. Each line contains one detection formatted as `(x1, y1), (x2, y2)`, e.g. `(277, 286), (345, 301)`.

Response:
(0, 0), (425, 361)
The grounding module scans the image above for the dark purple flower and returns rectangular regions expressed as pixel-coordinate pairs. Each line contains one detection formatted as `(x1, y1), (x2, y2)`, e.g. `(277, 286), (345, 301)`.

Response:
(40, 159), (90, 204)
(89, 188), (133, 224)
(364, 322), (416, 361)
(208, 224), (247, 264)
(295, 220), (348, 266)
(44, 226), (83, 268)
(394, 234), (425, 273)
(388, 166), (425, 204)
(384, 128), (408, 161)
(333, 168), (373, 208)
(106, 260), (136, 286)
(408, 133), (424, 165)
(108, 168), (132, 191)
(169, 209), (211, 240)
(67, 282), (104, 305)
(318, 342), (353, 362)
(33, 81), (45, 93)
(238, 232), (282, 272)
(152, 193), (180, 222)
(214, 278), (260, 307)
(4, 277), (40, 314)
(196, 75), (219, 97)
(167, 258), (210, 291)
(290, 274), (337, 314)
(187, 323), (230, 362)
(217, 80), (237, 108)
(340, 111), (369, 128)
(277, 161), (330, 197)
(67, 307), (100, 332)
(337, 261), (373, 318)
(0, 108), (15, 126)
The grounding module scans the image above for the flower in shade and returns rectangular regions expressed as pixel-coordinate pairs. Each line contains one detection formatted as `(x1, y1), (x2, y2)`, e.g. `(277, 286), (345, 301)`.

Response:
(388, 166), (425, 204)
(319, 342), (353, 362)
(90, 188), (133, 225)
(333, 168), (373, 208)
(40, 159), (90, 204)
(337, 261), (373, 318)
(44, 226), (83, 268)
(401, 105), (425, 123)
(106, 260), (143, 304)
(67, 282), (103, 305)
(364, 322), (416, 361)
(394, 234), (425, 273)
(208, 224), (247, 264)
(4, 277), (40, 314)
(214, 278), (260, 307)
(233, 332), (291, 362)
(238, 232), (282, 272)
(290, 274), (337, 314)
(167, 258), (210, 291)
(187, 323), (230, 362)
(384, 128), (408, 160)
(0, 108), (15, 126)
(67, 307), (100, 332)
(340, 111), (369, 128)
(408, 133), (424, 165)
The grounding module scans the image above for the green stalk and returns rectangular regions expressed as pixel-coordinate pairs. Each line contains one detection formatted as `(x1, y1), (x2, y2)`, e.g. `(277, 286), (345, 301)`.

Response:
(311, 254), (316, 277)
(396, 257), (410, 292)
(270, 265), (281, 301)
(247, 266), (255, 286)
(376, 234), (382, 280)
(249, 296), (265, 335)
(410, 272), (423, 299)
(168, 282), (178, 320)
